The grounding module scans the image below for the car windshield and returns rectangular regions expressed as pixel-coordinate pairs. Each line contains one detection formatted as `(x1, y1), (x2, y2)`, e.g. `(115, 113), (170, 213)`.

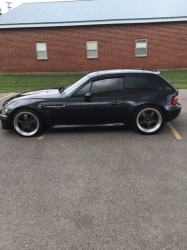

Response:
(61, 75), (90, 97)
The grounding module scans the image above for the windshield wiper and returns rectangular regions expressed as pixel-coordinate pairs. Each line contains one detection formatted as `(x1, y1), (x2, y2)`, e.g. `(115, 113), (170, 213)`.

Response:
(59, 86), (65, 93)
(59, 84), (72, 94)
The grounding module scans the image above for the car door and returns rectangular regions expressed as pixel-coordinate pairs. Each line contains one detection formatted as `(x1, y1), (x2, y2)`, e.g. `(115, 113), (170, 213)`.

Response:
(66, 81), (100, 124)
(89, 77), (124, 124)
(66, 77), (124, 125)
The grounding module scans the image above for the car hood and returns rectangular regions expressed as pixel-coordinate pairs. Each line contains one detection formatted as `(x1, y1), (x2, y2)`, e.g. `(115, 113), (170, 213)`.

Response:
(5, 89), (60, 103)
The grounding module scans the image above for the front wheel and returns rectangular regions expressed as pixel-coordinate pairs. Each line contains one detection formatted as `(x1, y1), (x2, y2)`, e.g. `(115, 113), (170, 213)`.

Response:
(12, 109), (44, 137)
(132, 105), (165, 135)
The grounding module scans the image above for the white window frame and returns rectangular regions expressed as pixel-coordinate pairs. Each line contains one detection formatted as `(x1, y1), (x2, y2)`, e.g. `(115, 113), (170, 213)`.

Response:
(86, 41), (98, 59)
(35, 42), (48, 60)
(135, 39), (147, 57)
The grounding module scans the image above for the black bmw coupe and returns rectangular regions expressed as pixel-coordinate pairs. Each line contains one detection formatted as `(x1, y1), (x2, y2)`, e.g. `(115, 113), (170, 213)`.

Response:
(0, 69), (181, 137)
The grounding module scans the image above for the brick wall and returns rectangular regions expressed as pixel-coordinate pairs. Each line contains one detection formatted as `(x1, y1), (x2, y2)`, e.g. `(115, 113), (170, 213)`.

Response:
(0, 22), (187, 73)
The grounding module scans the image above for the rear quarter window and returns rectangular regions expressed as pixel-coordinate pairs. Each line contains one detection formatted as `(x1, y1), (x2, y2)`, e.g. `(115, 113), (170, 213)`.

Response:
(158, 75), (173, 90)
(124, 75), (165, 95)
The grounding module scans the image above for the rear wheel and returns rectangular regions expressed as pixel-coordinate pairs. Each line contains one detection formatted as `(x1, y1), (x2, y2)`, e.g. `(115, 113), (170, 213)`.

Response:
(12, 109), (44, 137)
(132, 105), (165, 135)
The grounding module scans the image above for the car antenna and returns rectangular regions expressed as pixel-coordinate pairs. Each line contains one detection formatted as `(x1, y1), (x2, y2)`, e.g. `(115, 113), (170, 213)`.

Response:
(142, 63), (146, 70)
(141, 53), (153, 70)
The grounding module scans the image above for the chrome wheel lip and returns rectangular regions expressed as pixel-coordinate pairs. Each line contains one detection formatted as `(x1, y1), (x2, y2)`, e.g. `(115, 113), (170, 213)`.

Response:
(136, 108), (162, 133)
(14, 111), (39, 136)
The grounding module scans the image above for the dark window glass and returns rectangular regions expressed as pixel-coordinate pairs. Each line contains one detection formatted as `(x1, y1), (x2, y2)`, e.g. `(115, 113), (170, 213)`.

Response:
(124, 75), (164, 95)
(73, 82), (91, 97)
(159, 76), (172, 90)
(91, 78), (124, 97)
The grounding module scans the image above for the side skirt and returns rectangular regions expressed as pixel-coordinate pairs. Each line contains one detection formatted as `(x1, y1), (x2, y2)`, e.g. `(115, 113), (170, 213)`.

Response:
(51, 123), (125, 129)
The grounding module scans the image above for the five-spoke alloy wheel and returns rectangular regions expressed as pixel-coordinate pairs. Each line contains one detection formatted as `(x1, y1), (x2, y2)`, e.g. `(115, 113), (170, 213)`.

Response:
(132, 105), (165, 135)
(12, 110), (44, 137)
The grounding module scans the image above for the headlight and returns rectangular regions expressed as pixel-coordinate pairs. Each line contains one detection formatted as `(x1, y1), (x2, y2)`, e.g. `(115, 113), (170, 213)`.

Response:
(2, 107), (9, 115)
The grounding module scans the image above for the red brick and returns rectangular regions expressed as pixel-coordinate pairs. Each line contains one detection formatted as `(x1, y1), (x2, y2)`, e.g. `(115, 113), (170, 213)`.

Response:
(0, 22), (187, 73)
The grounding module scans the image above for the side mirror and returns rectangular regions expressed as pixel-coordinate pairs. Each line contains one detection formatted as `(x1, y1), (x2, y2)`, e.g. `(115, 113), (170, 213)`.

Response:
(84, 93), (92, 99)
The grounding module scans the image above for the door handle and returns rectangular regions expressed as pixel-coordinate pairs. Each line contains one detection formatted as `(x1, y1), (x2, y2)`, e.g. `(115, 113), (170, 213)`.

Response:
(110, 102), (120, 106)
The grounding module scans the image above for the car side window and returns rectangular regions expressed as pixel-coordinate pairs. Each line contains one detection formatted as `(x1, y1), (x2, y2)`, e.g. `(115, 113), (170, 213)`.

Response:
(73, 82), (92, 97)
(91, 78), (124, 97)
(124, 75), (164, 95)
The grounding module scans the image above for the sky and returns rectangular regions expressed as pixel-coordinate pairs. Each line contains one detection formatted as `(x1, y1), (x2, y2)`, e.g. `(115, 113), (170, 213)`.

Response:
(0, 0), (73, 14)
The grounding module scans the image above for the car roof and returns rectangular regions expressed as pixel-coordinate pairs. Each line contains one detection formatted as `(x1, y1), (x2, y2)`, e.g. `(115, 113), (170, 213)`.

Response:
(88, 69), (160, 78)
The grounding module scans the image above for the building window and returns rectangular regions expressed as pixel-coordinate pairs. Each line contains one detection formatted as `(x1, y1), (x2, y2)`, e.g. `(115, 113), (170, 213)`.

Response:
(86, 41), (98, 59)
(35, 43), (48, 60)
(135, 39), (147, 57)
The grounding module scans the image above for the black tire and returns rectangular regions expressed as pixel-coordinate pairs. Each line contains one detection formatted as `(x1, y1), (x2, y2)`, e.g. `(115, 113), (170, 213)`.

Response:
(11, 109), (44, 137)
(132, 105), (165, 135)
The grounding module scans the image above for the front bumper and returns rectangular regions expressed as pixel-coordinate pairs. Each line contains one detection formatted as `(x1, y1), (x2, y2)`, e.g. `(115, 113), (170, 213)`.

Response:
(0, 110), (12, 130)
(165, 103), (181, 122)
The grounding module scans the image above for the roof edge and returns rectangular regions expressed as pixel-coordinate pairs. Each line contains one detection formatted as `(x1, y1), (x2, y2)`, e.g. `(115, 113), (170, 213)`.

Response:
(1, 17), (187, 29)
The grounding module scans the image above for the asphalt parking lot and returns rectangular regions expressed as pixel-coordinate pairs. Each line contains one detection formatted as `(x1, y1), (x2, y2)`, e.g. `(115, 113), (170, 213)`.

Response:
(0, 91), (187, 250)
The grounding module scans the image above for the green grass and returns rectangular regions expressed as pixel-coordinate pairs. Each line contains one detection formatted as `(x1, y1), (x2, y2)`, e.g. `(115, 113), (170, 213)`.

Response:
(160, 70), (187, 89)
(0, 70), (187, 92)
(0, 74), (84, 92)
